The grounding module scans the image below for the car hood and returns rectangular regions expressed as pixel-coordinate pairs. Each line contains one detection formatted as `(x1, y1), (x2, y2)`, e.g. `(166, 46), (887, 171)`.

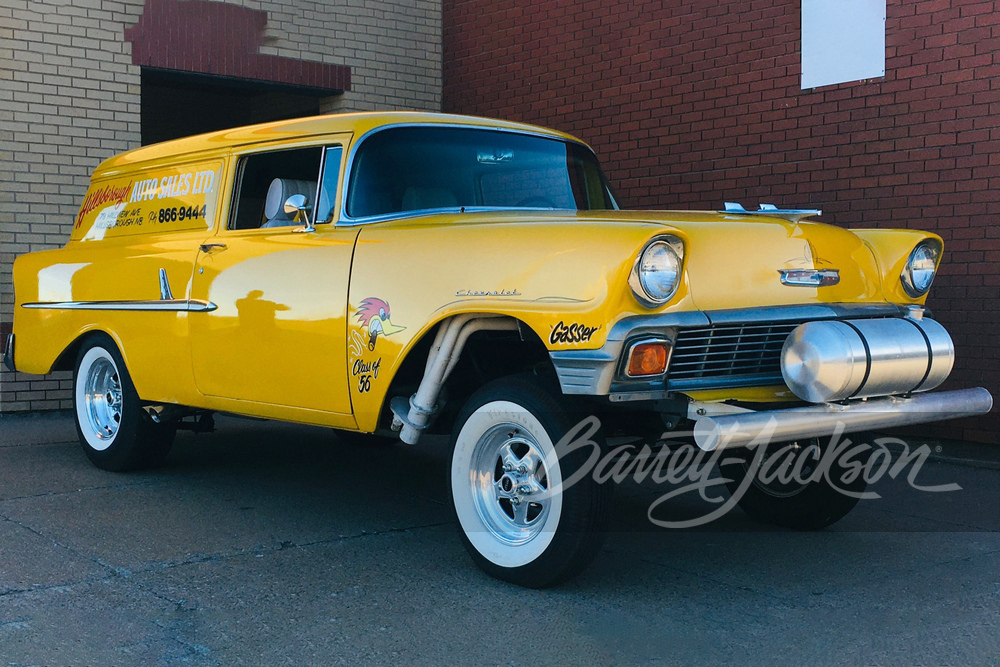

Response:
(384, 208), (886, 312)
(601, 209), (884, 311)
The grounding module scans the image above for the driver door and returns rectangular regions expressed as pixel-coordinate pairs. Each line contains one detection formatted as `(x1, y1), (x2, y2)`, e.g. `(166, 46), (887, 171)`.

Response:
(190, 141), (357, 417)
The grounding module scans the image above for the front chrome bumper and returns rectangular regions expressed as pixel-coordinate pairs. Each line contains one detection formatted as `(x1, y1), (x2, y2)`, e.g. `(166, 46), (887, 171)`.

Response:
(692, 387), (994, 451)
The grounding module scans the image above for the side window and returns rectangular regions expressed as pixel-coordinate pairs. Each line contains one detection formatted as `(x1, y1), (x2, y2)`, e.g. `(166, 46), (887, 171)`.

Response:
(314, 146), (343, 224)
(229, 146), (322, 230)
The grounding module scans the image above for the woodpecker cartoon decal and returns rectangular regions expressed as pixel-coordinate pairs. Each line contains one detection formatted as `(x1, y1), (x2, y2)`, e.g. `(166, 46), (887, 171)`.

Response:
(353, 297), (406, 353)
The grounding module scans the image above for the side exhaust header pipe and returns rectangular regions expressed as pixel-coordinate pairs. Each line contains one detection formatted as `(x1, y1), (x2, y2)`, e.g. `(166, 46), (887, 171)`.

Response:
(693, 387), (994, 451)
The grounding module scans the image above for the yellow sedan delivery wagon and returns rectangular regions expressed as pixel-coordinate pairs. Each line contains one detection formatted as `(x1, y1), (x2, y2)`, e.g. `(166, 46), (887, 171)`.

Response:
(7, 112), (993, 587)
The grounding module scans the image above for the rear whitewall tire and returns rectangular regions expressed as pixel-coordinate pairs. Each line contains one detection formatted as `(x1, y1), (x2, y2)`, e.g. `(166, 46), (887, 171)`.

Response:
(73, 334), (176, 472)
(75, 345), (123, 452)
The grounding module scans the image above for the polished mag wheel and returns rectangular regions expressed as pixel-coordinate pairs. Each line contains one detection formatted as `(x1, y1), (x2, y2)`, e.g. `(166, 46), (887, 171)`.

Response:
(466, 417), (560, 556)
(73, 333), (176, 471)
(450, 376), (610, 588)
(78, 348), (123, 449)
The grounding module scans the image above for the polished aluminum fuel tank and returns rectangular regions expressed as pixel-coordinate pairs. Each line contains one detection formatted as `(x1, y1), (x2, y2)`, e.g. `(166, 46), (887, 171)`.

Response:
(780, 315), (954, 403)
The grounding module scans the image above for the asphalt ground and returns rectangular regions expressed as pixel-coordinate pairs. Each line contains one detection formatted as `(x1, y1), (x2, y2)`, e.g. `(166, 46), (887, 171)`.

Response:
(1, 411), (998, 666)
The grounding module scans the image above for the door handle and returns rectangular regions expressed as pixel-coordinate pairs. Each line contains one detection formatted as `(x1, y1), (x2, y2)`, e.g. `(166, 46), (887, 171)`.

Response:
(199, 243), (227, 254)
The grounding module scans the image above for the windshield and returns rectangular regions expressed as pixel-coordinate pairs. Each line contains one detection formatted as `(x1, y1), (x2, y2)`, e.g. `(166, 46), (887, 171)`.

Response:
(345, 126), (617, 219)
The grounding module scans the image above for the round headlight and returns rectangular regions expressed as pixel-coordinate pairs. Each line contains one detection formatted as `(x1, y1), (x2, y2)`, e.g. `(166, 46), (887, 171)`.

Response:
(631, 239), (682, 306)
(901, 240), (940, 297)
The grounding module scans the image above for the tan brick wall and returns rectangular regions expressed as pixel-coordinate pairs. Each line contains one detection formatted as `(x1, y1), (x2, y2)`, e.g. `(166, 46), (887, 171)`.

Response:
(0, 0), (442, 412)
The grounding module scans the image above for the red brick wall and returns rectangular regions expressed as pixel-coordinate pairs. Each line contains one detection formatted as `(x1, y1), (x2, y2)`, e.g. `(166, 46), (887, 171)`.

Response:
(444, 0), (999, 443)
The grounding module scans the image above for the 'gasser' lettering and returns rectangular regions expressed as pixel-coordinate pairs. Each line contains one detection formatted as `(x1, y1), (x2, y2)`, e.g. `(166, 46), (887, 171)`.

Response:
(550, 321), (599, 345)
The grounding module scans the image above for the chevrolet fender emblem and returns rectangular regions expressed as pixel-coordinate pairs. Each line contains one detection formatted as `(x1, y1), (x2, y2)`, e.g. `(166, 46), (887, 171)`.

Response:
(778, 269), (840, 287)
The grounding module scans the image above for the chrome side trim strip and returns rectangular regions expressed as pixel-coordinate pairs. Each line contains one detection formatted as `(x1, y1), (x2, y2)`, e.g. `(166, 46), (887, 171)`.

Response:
(21, 299), (217, 312)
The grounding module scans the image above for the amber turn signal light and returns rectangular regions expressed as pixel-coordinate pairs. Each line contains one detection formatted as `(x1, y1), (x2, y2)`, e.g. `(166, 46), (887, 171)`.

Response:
(626, 341), (670, 377)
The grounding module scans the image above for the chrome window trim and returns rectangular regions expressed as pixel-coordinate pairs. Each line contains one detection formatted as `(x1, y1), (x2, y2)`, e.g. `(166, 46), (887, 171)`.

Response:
(21, 299), (217, 312)
(315, 145), (345, 225)
(227, 143), (336, 232)
(336, 122), (615, 226)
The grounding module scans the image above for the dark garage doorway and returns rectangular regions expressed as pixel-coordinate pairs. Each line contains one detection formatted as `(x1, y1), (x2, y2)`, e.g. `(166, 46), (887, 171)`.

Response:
(141, 68), (333, 146)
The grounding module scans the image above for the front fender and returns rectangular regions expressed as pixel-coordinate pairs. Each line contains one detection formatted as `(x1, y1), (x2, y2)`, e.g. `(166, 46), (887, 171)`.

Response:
(342, 216), (691, 429)
(852, 229), (943, 305)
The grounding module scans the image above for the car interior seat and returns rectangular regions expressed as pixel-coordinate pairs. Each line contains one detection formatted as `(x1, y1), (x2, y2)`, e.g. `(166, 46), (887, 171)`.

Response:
(262, 178), (317, 228)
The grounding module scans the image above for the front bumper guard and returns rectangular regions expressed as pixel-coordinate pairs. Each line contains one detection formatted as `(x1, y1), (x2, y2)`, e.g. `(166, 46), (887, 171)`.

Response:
(692, 387), (994, 451)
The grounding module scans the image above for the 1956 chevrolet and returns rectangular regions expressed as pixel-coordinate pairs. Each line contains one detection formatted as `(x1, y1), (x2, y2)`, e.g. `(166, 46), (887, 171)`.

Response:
(6, 112), (993, 587)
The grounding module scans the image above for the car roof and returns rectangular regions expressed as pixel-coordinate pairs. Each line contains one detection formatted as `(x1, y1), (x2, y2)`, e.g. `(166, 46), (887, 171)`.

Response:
(93, 111), (583, 177)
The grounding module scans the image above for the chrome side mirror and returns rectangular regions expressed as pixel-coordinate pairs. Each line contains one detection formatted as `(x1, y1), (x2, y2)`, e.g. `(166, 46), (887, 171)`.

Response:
(284, 194), (315, 232)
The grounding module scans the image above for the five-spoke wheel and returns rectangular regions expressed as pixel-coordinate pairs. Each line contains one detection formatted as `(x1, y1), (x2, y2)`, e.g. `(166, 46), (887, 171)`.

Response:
(450, 376), (610, 588)
(471, 424), (554, 548)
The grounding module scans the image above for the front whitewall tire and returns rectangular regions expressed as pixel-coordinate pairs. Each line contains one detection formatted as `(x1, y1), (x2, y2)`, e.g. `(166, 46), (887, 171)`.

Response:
(448, 376), (611, 588)
(451, 401), (563, 568)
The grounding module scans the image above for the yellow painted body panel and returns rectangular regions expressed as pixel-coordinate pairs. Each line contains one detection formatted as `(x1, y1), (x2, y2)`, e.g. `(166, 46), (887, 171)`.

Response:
(189, 225), (360, 418)
(13, 232), (210, 406)
(10, 111), (943, 432)
(70, 159), (224, 243)
(851, 229), (942, 305)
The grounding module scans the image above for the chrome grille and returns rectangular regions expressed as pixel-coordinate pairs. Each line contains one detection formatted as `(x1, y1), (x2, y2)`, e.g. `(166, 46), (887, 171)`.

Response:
(666, 322), (802, 389)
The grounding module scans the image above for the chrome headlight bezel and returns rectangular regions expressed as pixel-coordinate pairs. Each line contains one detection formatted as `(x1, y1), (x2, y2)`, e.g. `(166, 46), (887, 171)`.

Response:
(900, 239), (941, 298)
(629, 235), (684, 307)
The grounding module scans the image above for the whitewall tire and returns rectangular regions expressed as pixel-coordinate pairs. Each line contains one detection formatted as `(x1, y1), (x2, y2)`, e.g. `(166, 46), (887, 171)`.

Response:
(73, 333), (175, 471)
(449, 376), (610, 588)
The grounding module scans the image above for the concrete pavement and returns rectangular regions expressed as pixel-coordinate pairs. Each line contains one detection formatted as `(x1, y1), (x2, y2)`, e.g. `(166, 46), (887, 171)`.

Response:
(1, 412), (998, 666)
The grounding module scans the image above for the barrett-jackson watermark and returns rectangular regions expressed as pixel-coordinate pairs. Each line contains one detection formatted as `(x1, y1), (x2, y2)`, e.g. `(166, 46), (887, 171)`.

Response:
(551, 416), (961, 529)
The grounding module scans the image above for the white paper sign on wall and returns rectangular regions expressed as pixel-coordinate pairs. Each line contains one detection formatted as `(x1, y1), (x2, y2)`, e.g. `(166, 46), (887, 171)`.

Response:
(801, 0), (886, 90)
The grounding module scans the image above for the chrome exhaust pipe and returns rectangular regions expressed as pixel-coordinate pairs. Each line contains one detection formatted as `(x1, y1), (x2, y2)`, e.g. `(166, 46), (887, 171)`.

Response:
(693, 387), (994, 451)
